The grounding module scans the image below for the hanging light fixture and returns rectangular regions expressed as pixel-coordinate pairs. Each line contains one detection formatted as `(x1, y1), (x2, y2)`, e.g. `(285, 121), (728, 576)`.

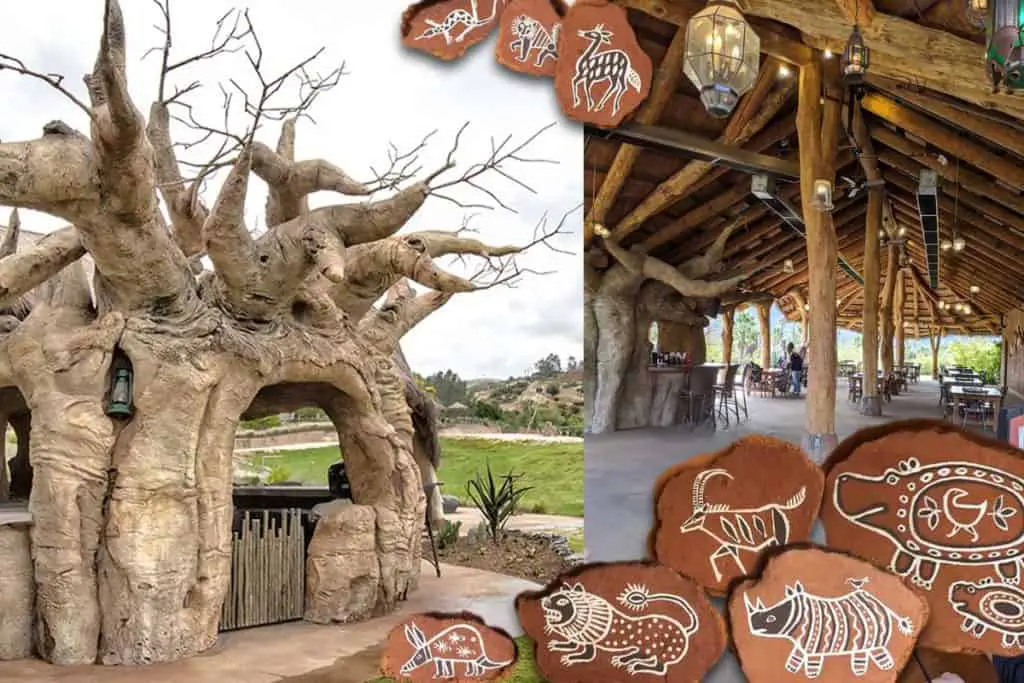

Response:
(951, 158), (966, 253)
(940, 238), (953, 251)
(963, 304), (973, 315)
(841, 1), (870, 86)
(986, 0), (1024, 91)
(966, 0), (989, 28)
(783, 258), (795, 273)
(953, 235), (966, 251)
(683, 0), (761, 118)
(970, 284), (981, 293)
(811, 179), (834, 211)
(939, 300), (947, 310)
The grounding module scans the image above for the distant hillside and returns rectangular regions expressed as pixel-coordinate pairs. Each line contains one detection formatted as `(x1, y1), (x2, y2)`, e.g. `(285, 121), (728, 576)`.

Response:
(467, 368), (583, 413)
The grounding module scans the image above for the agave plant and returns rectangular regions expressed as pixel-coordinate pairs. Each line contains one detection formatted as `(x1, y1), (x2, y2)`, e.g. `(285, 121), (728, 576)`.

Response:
(465, 460), (533, 543)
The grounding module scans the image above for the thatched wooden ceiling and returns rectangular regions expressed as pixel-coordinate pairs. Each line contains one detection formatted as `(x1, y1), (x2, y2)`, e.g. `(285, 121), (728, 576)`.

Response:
(586, 0), (1024, 336)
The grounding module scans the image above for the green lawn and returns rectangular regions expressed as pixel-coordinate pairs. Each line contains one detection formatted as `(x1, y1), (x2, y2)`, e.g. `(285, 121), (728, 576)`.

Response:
(242, 437), (583, 517)
(368, 636), (545, 682)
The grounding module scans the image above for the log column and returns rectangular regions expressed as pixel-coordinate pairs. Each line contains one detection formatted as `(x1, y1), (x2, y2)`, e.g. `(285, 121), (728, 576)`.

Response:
(861, 188), (883, 415)
(722, 307), (735, 365)
(930, 326), (944, 378)
(880, 243), (898, 375)
(798, 57), (841, 460)
(894, 269), (906, 368)
(757, 301), (772, 367)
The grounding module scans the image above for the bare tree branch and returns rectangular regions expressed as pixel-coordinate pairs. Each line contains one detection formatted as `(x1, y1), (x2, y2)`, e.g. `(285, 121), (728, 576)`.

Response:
(0, 209), (20, 259)
(0, 226), (85, 310)
(358, 280), (452, 353)
(0, 54), (96, 123)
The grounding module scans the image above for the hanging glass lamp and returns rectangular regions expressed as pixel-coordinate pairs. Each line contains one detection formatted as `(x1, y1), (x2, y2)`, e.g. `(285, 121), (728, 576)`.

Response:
(683, 0), (761, 118)
(966, 0), (989, 28)
(841, 25), (869, 85)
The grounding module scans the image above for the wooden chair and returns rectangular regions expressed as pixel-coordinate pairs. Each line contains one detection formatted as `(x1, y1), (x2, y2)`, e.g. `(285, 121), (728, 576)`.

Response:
(681, 366), (717, 431)
(848, 375), (863, 403)
(713, 364), (742, 426)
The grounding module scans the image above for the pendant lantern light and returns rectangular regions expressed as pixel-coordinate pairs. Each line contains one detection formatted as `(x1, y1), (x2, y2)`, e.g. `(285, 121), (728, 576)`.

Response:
(683, 0), (761, 118)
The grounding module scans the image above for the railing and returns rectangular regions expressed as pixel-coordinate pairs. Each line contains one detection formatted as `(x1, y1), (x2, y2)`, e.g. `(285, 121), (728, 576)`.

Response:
(219, 508), (305, 631)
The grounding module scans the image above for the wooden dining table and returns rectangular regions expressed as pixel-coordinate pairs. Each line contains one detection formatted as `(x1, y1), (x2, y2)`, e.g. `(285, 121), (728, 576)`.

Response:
(947, 385), (1003, 430)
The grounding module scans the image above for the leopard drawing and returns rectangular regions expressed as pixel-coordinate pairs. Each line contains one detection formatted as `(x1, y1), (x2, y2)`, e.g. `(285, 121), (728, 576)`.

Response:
(540, 582), (700, 675)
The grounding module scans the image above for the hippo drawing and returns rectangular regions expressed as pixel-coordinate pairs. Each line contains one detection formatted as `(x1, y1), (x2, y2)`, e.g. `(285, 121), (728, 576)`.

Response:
(949, 578), (1024, 650)
(832, 458), (1024, 590)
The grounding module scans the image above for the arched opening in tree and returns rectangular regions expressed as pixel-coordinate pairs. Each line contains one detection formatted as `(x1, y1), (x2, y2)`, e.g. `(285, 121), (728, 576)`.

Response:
(0, 0), (575, 666)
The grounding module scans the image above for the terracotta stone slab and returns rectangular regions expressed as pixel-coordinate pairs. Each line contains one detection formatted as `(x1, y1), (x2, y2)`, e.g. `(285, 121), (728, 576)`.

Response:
(515, 560), (726, 682)
(822, 419), (1024, 654)
(401, 0), (508, 61)
(649, 435), (825, 596)
(552, 0), (652, 127)
(728, 545), (929, 682)
(494, 0), (566, 77)
(380, 611), (517, 681)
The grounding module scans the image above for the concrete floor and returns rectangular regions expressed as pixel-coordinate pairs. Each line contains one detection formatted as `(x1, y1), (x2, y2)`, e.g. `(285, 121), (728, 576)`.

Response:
(583, 377), (958, 681)
(0, 561), (538, 683)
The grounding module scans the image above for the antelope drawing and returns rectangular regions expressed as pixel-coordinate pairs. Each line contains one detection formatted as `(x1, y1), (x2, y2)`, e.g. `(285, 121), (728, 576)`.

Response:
(679, 468), (807, 583)
(509, 15), (560, 67)
(415, 0), (503, 45)
(571, 24), (642, 116)
(400, 621), (513, 678)
(744, 578), (915, 678)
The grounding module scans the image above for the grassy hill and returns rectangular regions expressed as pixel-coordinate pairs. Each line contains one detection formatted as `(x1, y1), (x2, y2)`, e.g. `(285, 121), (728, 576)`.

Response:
(467, 369), (584, 413)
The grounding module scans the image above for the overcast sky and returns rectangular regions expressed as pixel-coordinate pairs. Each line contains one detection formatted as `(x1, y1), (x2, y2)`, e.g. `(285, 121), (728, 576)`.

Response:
(0, 0), (582, 379)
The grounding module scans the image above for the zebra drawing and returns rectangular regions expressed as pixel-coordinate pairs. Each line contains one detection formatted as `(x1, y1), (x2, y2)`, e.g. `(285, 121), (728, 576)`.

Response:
(415, 0), (502, 45)
(509, 15), (560, 67)
(571, 24), (642, 116)
(744, 578), (915, 679)
(679, 468), (807, 583)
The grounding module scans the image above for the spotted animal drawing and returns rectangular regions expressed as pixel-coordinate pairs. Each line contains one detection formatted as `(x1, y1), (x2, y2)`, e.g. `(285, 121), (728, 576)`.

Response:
(745, 578), (914, 679)
(680, 468), (807, 583)
(509, 15), (560, 66)
(401, 622), (513, 678)
(570, 24), (642, 115)
(833, 458), (1024, 590)
(950, 578), (1024, 650)
(541, 582), (699, 675)
(415, 0), (503, 44)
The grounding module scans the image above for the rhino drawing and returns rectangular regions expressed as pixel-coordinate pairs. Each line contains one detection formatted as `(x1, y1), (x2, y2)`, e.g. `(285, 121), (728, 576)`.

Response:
(744, 578), (914, 679)
(833, 458), (1024, 590)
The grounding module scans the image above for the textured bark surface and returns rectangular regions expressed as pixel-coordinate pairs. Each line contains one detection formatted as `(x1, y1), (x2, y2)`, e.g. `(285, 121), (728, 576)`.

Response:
(585, 226), (753, 433)
(305, 500), (381, 624)
(0, 524), (33, 660)
(0, 0), (558, 665)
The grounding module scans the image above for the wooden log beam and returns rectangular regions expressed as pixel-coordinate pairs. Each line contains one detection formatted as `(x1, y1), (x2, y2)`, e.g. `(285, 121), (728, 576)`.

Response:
(868, 75), (1024, 161)
(739, 0), (1024, 120)
(894, 268), (906, 367)
(862, 93), (1024, 190)
(586, 26), (690, 240)
(834, 0), (875, 25)
(871, 125), (1024, 217)
(617, 0), (815, 64)
(722, 306), (736, 365)
(642, 183), (753, 250)
(609, 69), (795, 241)
(758, 300), (773, 367)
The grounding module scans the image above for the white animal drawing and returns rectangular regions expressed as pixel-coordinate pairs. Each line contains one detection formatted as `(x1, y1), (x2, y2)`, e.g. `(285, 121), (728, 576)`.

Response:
(509, 15), (560, 67)
(679, 468), (808, 583)
(832, 458), (1024, 590)
(744, 578), (914, 679)
(570, 24), (642, 115)
(400, 622), (513, 678)
(949, 578), (1024, 650)
(540, 582), (699, 676)
(415, 0), (503, 45)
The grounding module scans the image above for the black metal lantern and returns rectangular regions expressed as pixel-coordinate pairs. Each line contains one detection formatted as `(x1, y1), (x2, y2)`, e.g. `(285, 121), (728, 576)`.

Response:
(106, 356), (134, 418)
(966, 0), (990, 28)
(841, 25), (869, 85)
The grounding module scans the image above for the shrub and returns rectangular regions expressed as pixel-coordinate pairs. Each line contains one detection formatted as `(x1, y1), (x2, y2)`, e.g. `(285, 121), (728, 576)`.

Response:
(545, 384), (559, 396)
(266, 464), (292, 484)
(293, 407), (326, 422)
(240, 414), (282, 430)
(465, 461), (533, 543)
(436, 519), (461, 549)
(473, 400), (503, 421)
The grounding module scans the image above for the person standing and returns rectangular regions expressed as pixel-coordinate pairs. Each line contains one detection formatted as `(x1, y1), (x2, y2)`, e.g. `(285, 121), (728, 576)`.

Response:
(787, 342), (804, 395)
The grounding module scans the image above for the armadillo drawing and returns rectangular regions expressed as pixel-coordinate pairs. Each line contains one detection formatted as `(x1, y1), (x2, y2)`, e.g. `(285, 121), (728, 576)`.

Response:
(400, 621), (514, 678)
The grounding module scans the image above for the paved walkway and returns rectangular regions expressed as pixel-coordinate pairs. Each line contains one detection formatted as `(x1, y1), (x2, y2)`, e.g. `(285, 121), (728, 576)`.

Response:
(0, 562), (538, 683)
(446, 508), (582, 536)
(584, 378), (960, 682)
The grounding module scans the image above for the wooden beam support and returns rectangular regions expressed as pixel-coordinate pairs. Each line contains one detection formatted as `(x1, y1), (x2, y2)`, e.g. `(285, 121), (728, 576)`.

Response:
(834, 0), (875, 26)
(758, 300), (773, 368)
(862, 93), (1024, 190)
(722, 306), (736, 365)
(869, 75), (1024, 161)
(586, 25), (689, 240)
(608, 69), (795, 240)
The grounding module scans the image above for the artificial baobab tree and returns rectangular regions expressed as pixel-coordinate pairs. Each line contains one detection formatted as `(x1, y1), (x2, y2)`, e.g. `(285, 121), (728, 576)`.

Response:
(584, 222), (755, 434)
(0, 0), (571, 666)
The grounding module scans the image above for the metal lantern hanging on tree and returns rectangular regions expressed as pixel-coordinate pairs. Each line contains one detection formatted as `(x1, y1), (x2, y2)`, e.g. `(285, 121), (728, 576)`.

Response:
(986, 0), (1024, 91)
(841, 25), (870, 85)
(966, 0), (990, 29)
(683, 0), (760, 118)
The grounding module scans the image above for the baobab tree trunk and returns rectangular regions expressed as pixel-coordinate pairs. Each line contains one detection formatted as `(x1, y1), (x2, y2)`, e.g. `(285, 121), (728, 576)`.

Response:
(0, 0), (564, 665)
(585, 224), (753, 433)
(861, 189), (883, 416)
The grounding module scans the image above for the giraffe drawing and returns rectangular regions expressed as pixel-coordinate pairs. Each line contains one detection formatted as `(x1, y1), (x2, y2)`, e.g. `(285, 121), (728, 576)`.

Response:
(415, 0), (503, 45)
(571, 24), (642, 116)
